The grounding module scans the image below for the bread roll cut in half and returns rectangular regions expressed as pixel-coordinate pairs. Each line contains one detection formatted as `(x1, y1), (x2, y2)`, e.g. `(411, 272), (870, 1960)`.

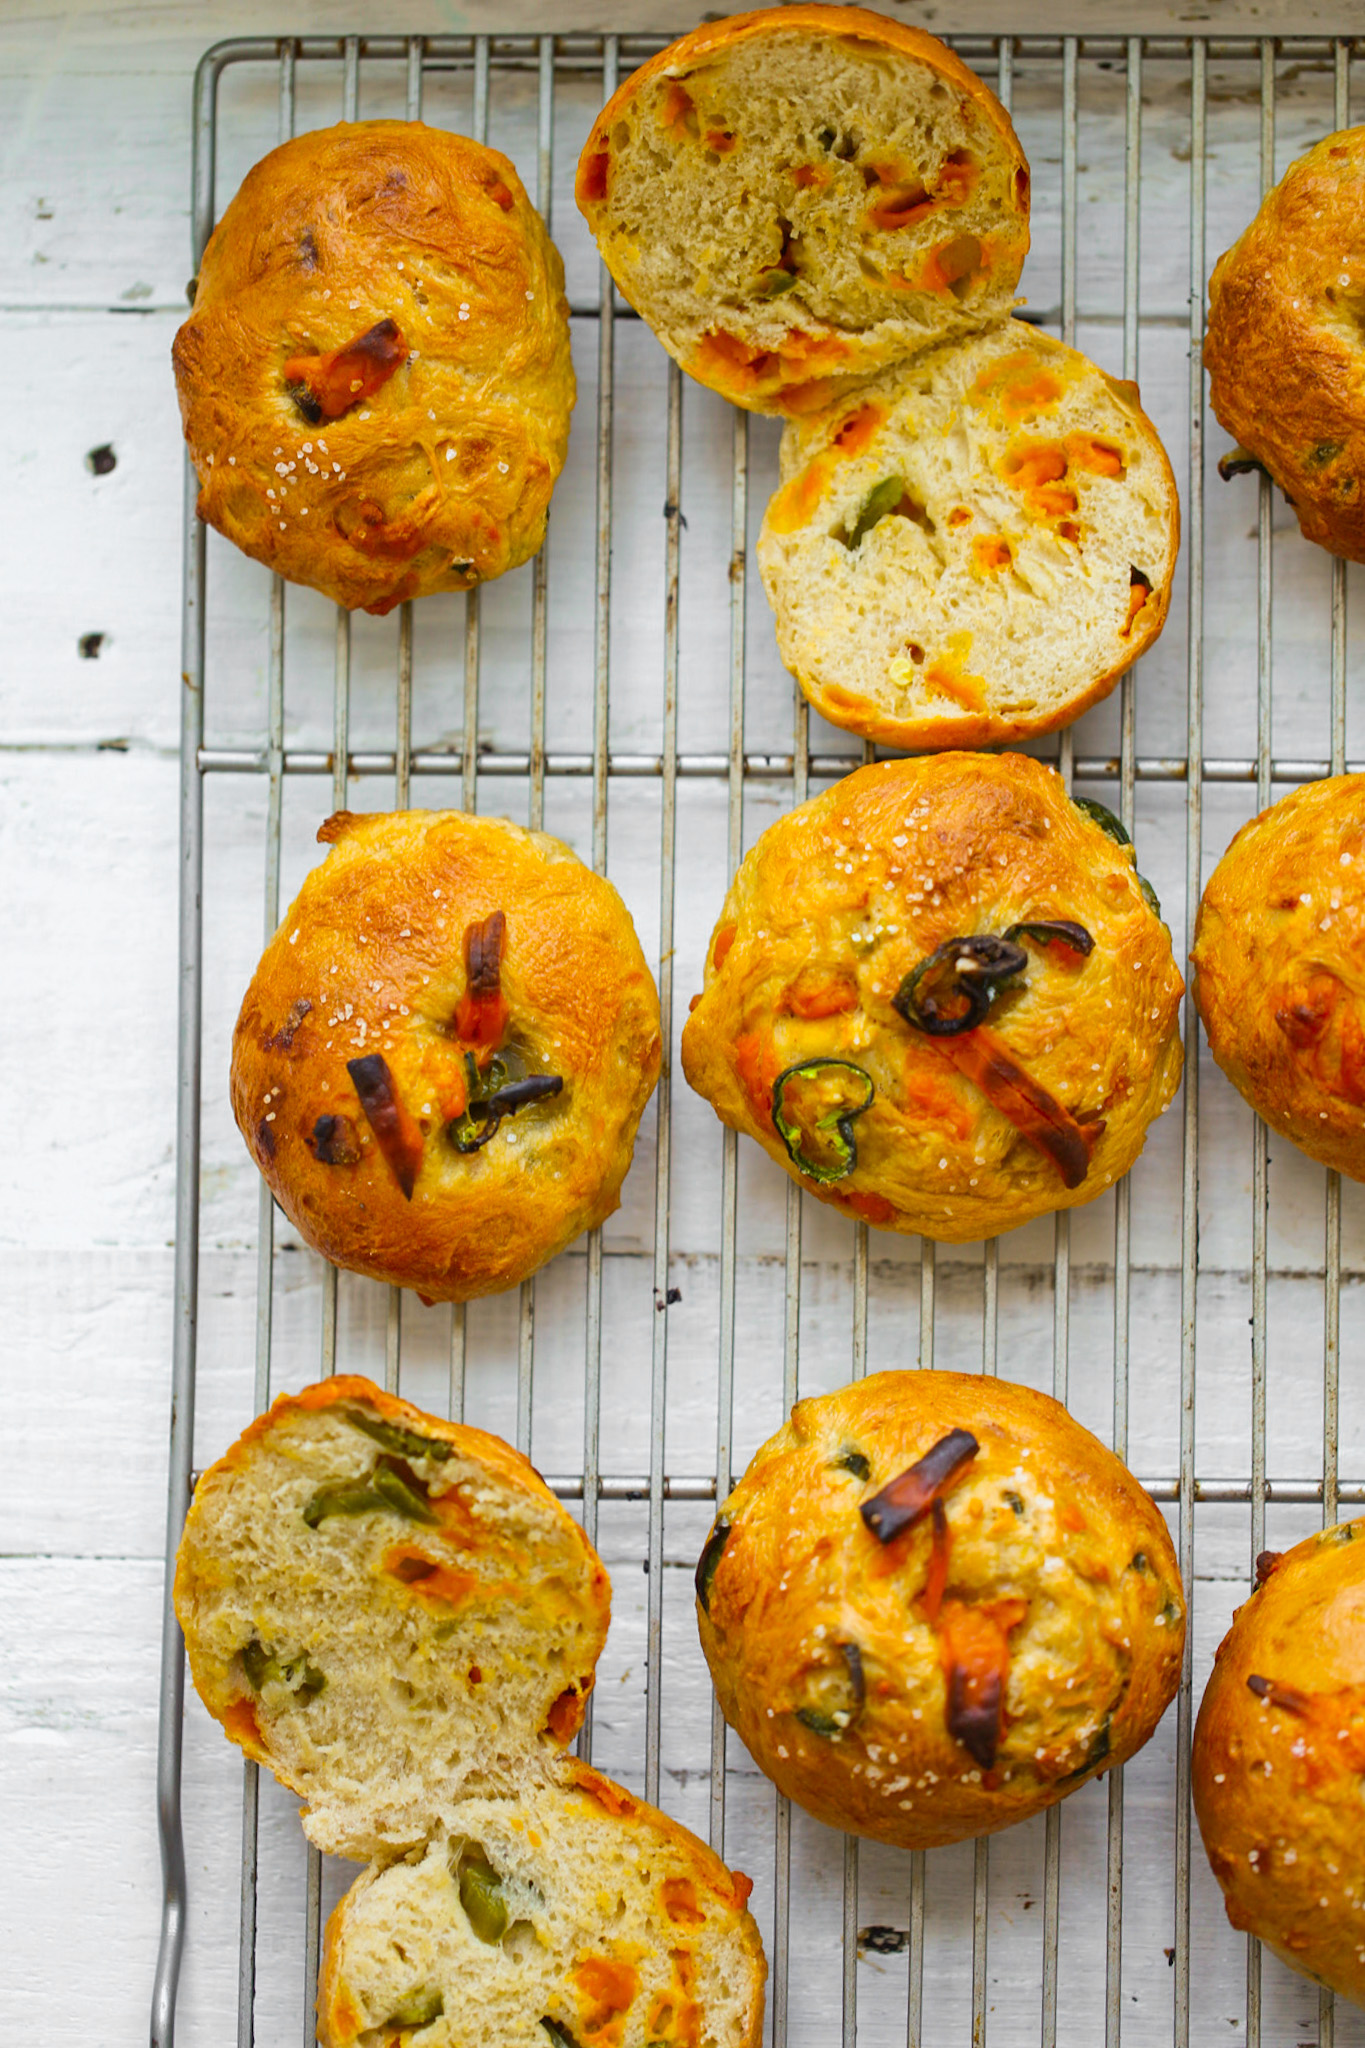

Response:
(758, 320), (1179, 749)
(1205, 129), (1365, 564)
(178, 1379), (769, 2047)
(174, 121), (574, 613)
(231, 809), (661, 1302)
(1193, 1522), (1365, 2006)
(681, 753), (1184, 1243)
(318, 1772), (765, 2048)
(697, 1370), (1185, 1851)
(575, 5), (1029, 415)
(174, 1377), (611, 1859)
(1191, 777), (1365, 1180)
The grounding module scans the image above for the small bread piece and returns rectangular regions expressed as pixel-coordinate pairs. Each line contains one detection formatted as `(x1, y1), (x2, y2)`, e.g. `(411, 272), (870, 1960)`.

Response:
(697, 1370), (1184, 1852)
(174, 1378), (611, 1859)
(1191, 777), (1365, 1180)
(1193, 1523), (1365, 2005)
(680, 753), (1183, 1243)
(173, 121), (574, 613)
(575, 5), (1029, 416)
(317, 1769), (765, 2047)
(758, 320), (1179, 749)
(1205, 129), (1365, 563)
(230, 809), (662, 1301)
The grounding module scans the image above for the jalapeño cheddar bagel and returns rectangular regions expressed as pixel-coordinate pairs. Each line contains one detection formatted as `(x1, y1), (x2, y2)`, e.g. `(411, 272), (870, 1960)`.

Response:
(697, 1370), (1185, 1850)
(230, 809), (662, 1301)
(680, 753), (1184, 1242)
(174, 121), (574, 613)
(1193, 1522), (1365, 2006)
(758, 319), (1179, 750)
(177, 1379), (769, 2046)
(576, 6), (1029, 415)
(1205, 129), (1365, 564)
(1191, 777), (1365, 1180)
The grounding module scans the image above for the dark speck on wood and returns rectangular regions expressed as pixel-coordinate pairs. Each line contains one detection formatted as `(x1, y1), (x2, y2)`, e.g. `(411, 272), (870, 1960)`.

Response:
(86, 443), (116, 475)
(78, 632), (105, 659)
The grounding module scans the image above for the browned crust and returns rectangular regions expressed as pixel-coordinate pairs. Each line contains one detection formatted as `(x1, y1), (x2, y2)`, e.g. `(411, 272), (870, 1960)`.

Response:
(698, 1369), (1184, 1851)
(574, 5), (1029, 417)
(1205, 128), (1365, 563)
(1192, 1520), (1365, 2003)
(229, 809), (661, 1300)
(1191, 776), (1365, 1180)
(173, 120), (574, 612)
(680, 751), (1184, 1242)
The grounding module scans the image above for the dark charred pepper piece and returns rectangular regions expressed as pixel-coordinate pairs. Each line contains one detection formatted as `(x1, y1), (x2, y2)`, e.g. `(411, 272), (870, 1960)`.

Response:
(348, 1053), (424, 1197)
(450, 1053), (563, 1154)
(892, 935), (1028, 1037)
(771, 1058), (875, 1184)
(946, 1661), (1003, 1769)
(1247, 1672), (1313, 1715)
(310, 1113), (363, 1165)
(695, 1518), (732, 1613)
(1002, 919), (1094, 956)
(541, 2022), (581, 2047)
(943, 1027), (1096, 1188)
(860, 1429), (980, 1544)
(455, 911), (510, 1050)
(833, 1448), (871, 1480)
(282, 317), (408, 421)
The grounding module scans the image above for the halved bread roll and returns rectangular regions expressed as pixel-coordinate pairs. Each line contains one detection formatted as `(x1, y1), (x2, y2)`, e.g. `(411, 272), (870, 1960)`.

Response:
(177, 1379), (768, 2046)
(318, 1771), (765, 2048)
(757, 320), (1180, 749)
(174, 1377), (611, 1860)
(575, 4), (1029, 416)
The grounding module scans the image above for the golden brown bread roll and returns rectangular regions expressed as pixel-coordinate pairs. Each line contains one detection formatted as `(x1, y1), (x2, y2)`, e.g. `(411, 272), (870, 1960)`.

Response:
(1191, 776), (1365, 1180)
(1193, 1522), (1365, 2006)
(173, 120), (574, 613)
(230, 809), (661, 1301)
(697, 1369), (1185, 1850)
(1205, 129), (1365, 562)
(575, 4), (1029, 416)
(680, 753), (1184, 1243)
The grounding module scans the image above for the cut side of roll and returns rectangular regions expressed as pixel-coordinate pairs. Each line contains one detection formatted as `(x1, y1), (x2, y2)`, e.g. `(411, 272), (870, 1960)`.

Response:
(758, 320), (1179, 749)
(174, 1378), (611, 1859)
(317, 1769), (766, 2048)
(576, 4), (1029, 415)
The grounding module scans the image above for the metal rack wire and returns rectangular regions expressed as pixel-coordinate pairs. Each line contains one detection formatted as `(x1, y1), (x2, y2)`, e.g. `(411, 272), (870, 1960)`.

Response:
(154, 27), (1365, 2048)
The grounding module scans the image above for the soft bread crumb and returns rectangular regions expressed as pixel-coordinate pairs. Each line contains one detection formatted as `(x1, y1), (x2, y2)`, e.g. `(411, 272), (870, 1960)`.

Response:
(758, 320), (1179, 749)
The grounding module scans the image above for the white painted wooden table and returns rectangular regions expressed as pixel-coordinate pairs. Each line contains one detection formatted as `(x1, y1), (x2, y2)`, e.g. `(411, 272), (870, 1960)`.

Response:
(5, 6), (1365, 2046)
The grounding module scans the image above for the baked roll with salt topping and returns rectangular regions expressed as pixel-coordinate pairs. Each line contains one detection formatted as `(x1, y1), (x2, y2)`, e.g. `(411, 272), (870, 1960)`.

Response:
(1193, 1521), (1365, 2006)
(1205, 129), (1365, 564)
(1191, 777), (1365, 1180)
(230, 809), (661, 1300)
(680, 752), (1183, 1243)
(575, 5), (1029, 416)
(696, 1369), (1184, 1851)
(173, 121), (574, 613)
(758, 320), (1179, 750)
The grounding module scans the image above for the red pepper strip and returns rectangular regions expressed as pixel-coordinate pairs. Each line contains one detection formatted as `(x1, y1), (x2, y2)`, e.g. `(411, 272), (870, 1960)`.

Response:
(921, 1499), (951, 1624)
(283, 317), (408, 420)
(860, 1428), (979, 1544)
(347, 1053), (424, 1198)
(938, 1596), (1029, 1768)
(938, 1024), (1100, 1189)
(453, 910), (510, 1056)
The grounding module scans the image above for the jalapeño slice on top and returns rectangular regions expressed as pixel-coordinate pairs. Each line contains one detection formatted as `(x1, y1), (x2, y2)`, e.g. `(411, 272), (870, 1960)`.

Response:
(772, 1058), (875, 1184)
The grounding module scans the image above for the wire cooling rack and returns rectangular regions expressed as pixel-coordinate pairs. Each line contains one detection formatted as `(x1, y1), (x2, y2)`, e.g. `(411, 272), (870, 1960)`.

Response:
(153, 26), (1365, 2048)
